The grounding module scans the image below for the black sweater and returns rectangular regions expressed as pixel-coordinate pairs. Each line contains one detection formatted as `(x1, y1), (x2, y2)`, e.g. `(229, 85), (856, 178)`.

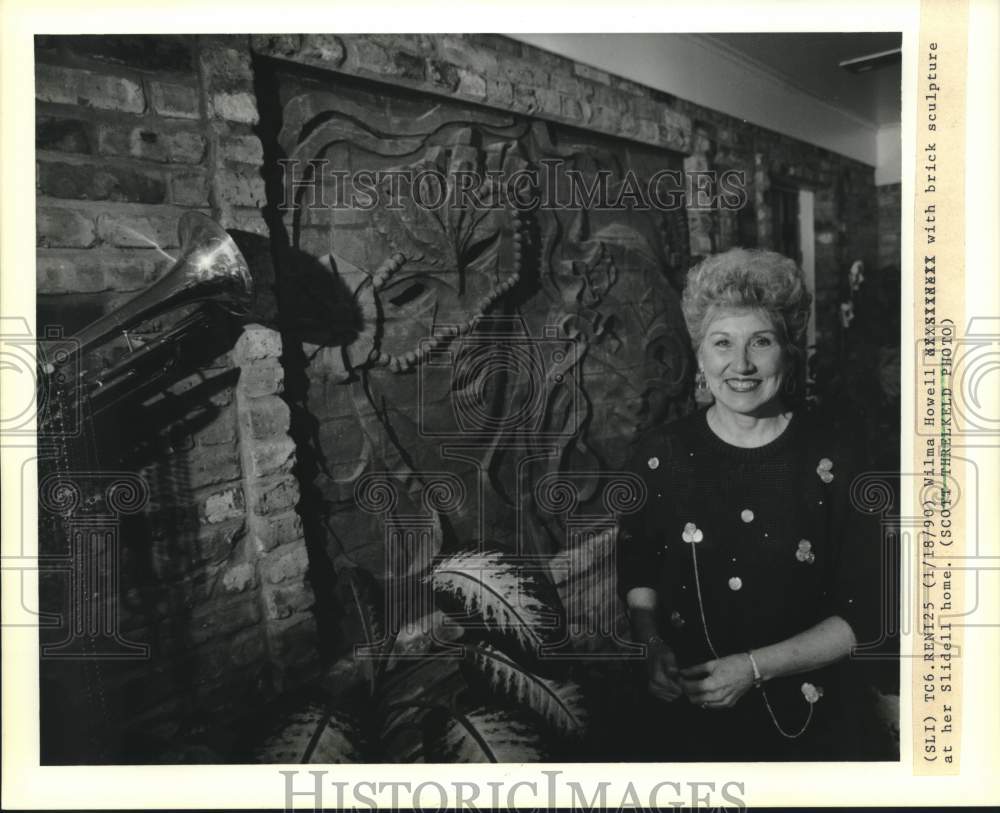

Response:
(618, 407), (886, 758)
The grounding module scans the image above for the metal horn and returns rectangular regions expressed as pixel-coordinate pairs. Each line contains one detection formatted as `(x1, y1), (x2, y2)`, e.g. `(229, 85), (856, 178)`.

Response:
(43, 212), (253, 400)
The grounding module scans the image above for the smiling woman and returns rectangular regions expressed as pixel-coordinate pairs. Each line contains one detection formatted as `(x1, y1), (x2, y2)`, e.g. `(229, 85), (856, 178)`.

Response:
(617, 248), (889, 761)
(685, 248), (811, 427)
(700, 309), (787, 430)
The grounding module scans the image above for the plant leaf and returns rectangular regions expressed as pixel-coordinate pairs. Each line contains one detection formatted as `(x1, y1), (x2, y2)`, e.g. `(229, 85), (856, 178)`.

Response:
(426, 706), (546, 762)
(383, 608), (464, 670)
(253, 704), (364, 764)
(426, 550), (563, 657)
(341, 565), (394, 692)
(378, 658), (466, 732)
(466, 644), (587, 736)
(377, 658), (467, 763)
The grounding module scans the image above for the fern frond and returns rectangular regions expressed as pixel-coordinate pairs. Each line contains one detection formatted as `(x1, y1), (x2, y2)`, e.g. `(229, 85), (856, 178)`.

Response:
(467, 644), (587, 736)
(550, 527), (621, 652)
(378, 658), (466, 744)
(253, 704), (364, 764)
(428, 706), (546, 763)
(342, 566), (394, 691)
(426, 550), (563, 655)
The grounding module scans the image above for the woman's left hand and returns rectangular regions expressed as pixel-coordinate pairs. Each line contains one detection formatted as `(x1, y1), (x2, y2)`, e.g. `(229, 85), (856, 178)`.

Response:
(679, 654), (755, 709)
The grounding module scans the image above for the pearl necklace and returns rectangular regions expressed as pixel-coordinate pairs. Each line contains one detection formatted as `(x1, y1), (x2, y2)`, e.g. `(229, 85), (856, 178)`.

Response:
(688, 528), (814, 739)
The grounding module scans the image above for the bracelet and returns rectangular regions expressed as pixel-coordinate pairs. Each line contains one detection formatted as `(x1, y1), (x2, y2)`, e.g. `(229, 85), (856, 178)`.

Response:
(747, 650), (764, 688)
(646, 633), (665, 647)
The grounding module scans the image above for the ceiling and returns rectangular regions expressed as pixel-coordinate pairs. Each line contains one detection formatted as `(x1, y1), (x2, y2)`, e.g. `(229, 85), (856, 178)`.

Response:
(704, 33), (902, 127)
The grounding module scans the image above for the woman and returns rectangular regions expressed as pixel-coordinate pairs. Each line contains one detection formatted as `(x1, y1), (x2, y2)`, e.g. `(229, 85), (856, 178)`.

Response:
(618, 248), (885, 760)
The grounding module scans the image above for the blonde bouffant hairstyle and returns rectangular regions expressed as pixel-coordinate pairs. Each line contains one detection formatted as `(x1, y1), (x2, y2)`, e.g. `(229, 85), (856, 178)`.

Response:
(682, 248), (813, 381)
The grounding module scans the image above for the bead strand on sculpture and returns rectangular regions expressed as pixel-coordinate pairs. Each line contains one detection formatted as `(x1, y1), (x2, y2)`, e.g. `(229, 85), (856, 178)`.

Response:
(376, 206), (531, 374)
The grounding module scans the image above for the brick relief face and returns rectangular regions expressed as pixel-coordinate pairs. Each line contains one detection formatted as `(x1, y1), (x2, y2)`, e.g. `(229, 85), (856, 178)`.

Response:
(264, 64), (693, 645)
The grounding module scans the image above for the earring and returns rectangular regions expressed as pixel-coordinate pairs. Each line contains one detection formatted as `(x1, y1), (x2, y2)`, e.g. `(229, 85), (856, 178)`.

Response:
(695, 367), (707, 392)
(695, 366), (714, 405)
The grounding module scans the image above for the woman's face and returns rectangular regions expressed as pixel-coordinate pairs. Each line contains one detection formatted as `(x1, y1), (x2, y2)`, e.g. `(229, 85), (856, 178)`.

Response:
(698, 308), (788, 418)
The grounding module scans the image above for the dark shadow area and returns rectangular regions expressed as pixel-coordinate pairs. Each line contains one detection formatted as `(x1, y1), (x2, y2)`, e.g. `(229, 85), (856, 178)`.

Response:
(36, 289), (268, 764)
(253, 52), (361, 664)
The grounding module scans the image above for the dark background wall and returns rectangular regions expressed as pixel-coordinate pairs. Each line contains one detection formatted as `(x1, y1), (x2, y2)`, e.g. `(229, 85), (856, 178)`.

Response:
(878, 182), (902, 270)
(34, 33), (897, 761)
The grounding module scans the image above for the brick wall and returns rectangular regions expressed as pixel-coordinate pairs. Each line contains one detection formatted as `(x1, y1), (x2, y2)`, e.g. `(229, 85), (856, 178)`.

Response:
(252, 33), (879, 353)
(35, 35), (313, 760)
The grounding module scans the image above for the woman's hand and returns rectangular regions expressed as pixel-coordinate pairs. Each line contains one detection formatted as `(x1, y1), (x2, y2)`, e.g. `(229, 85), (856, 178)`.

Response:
(679, 654), (754, 709)
(647, 641), (683, 702)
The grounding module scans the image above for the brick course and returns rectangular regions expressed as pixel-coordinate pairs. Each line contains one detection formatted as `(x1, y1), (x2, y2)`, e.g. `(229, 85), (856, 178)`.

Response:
(148, 80), (201, 119)
(35, 63), (146, 113)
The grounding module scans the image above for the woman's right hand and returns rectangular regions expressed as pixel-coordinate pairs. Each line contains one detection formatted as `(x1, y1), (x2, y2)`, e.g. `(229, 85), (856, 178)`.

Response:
(647, 640), (683, 702)
(625, 591), (681, 701)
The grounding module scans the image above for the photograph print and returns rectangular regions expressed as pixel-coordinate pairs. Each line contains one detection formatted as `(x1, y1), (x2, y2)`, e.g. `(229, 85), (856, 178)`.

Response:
(33, 31), (902, 764)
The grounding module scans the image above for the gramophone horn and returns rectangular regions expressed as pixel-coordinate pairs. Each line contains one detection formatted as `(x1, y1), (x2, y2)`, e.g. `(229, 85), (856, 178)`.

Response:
(43, 211), (253, 372)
